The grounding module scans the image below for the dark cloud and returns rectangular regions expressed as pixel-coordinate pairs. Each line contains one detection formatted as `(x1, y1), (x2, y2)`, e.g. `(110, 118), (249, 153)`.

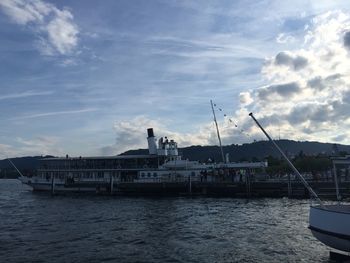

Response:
(307, 74), (342, 90)
(275, 52), (291, 65)
(275, 51), (308, 70)
(293, 56), (308, 70)
(307, 76), (325, 90)
(331, 94), (350, 118)
(302, 127), (314, 134)
(310, 106), (332, 122)
(259, 114), (285, 127)
(286, 103), (333, 126)
(274, 82), (300, 96)
(341, 90), (350, 102)
(344, 31), (350, 49)
(325, 73), (342, 81)
(286, 105), (310, 124)
(285, 93), (350, 129)
(100, 145), (118, 155)
(257, 82), (301, 101)
(332, 134), (347, 142)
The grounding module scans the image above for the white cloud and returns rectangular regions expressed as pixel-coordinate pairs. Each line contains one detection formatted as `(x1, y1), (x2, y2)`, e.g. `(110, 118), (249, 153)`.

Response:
(11, 108), (97, 120)
(0, 90), (53, 100)
(147, 35), (268, 65)
(0, 0), (79, 56)
(105, 10), (350, 151)
(46, 9), (78, 54)
(0, 136), (63, 158)
(0, 143), (18, 159)
(101, 112), (263, 156)
(239, 91), (253, 106)
(17, 136), (64, 156)
(276, 33), (295, 44)
(238, 10), (350, 144)
(100, 116), (217, 155)
(82, 10), (350, 154)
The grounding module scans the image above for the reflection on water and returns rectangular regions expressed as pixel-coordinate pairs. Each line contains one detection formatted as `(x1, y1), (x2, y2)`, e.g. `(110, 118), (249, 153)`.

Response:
(0, 180), (330, 263)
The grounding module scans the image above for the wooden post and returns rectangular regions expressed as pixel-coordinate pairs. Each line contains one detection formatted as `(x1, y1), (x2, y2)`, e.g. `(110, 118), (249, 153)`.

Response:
(333, 163), (341, 202)
(288, 174), (292, 198)
(51, 174), (55, 195)
(246, 170), (251, 197)
(110, 173), (114, 195)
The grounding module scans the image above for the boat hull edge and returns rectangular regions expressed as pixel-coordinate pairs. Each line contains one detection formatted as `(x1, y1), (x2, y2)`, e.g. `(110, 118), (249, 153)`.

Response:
(309, 205), (350, 252)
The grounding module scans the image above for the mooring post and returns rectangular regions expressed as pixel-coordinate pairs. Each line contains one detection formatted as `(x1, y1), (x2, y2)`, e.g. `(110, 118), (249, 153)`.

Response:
(333, 162), (341, 202)
(110, 173), (114, 195)
(51, 174), (55, 195)
(246, 170), (251, 197)
(288, 174), (292, 198)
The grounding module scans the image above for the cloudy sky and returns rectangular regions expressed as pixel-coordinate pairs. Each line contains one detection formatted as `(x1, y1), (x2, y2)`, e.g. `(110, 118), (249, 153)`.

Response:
(1, 0), (350, 158)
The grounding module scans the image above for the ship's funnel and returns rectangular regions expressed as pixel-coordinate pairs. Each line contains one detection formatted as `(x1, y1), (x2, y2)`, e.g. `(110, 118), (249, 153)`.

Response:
(147, 128), (157, 155)
(147, 128), (154, 138)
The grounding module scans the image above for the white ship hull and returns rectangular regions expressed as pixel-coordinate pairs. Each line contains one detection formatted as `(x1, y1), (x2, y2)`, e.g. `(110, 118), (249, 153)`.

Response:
(21, 177), (111, 193)
(309, 205), (350, 252)
(29, 182), (100, 192)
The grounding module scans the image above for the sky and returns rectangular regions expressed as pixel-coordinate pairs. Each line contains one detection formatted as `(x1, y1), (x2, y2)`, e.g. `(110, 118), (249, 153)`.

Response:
(1, 0), (350, 158)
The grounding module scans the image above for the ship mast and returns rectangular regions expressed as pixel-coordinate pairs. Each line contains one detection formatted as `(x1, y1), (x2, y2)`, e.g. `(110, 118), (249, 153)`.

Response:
(249, 112), (324, 207)
(210, 100), (225, 163)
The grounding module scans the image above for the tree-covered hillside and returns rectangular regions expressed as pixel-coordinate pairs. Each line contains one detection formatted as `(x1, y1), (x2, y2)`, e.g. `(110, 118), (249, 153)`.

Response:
(122, 139), (350, 162)
(1, 140), (349, 178)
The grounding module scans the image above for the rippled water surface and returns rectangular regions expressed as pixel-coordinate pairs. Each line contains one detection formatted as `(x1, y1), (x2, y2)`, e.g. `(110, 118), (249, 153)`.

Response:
(0, 179), (331, 262)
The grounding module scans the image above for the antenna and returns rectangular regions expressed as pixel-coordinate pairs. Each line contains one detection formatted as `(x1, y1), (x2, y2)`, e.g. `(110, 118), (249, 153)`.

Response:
(210, 100), (225, 163)
(249, 112), (324, 207)
(279, 126), (281, 140)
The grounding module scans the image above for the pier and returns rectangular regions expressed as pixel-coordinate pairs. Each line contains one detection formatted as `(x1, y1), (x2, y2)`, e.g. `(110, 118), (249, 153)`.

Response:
(33, 179), (350, 199)
(110, 180), (350, 198)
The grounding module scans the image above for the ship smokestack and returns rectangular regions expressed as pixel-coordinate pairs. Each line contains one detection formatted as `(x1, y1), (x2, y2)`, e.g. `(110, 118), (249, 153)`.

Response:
(147, 128), (157, 155)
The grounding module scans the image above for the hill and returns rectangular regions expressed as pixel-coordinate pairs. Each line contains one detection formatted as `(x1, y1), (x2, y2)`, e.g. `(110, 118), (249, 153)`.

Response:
(122, 139), (350, 162)
(1, 140), (349, 178)
(0, 156), (53, 178)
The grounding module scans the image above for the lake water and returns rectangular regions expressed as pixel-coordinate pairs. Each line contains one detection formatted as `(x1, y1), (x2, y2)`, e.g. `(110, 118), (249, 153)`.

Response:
(0, 179), (331, 262)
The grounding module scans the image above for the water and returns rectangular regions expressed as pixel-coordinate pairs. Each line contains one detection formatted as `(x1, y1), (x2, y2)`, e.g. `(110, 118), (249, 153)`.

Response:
(0, 180), (331, 263)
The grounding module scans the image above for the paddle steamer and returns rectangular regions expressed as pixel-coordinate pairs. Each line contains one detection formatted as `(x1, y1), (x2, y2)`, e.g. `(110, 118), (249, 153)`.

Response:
(18, 128), (267, 194)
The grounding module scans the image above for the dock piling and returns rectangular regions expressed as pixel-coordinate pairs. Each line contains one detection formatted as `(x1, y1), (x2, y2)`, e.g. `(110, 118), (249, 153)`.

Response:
(287, 174), (292, 198)
(51, 175), (55, 195)
(110, 174), (114, 195)
(246, 172), (251, 197)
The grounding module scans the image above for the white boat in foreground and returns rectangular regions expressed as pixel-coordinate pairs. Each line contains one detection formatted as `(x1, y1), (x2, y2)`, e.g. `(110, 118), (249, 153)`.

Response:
(309, 205), (350, 252)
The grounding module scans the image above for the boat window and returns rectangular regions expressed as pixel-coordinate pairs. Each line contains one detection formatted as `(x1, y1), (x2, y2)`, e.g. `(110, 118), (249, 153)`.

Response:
(153, 173), (157, 177)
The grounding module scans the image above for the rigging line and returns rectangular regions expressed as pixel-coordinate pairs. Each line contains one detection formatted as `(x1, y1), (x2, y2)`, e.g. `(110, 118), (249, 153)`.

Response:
(213, 100), (265, 141)
(213, 101), (242, 128)
(213, 103), (253, 139)
(210, 100), (226, 163)
(6, 156), (24, 177)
